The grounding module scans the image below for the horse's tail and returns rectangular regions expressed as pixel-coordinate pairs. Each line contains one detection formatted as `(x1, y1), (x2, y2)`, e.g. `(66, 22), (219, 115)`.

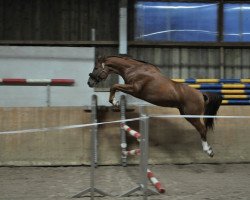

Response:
(203, 92), (222, 130)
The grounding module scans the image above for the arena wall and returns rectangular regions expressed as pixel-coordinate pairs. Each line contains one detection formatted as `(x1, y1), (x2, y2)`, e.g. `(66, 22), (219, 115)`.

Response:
(0, 46), (112, 107)
(0, 106), (249, 166)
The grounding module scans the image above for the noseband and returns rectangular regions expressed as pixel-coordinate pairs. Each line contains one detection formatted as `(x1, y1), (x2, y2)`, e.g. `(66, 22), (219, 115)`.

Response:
(89, 63), (108, 82)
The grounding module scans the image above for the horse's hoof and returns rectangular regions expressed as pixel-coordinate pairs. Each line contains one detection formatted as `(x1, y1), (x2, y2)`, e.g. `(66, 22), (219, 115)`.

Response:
(208, 150), (214, 157)
(204, 148), (214, 157)
(112, 101), (119, 107)
(112, 98), (119, 107)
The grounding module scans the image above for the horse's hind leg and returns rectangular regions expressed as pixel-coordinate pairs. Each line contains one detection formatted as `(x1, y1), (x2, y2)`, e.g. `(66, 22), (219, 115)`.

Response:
(179, 109), (214, 157)
(189, 118), (214, 157)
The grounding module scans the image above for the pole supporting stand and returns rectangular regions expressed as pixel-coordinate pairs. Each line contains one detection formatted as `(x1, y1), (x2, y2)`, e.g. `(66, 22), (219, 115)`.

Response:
(72, 187), (111, 198)
(72, 95), (110, 199)
(120, 184), (159, 197)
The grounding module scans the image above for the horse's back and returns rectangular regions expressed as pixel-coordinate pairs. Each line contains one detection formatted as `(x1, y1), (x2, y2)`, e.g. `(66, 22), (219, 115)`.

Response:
(121, 59), (205, 111)
(133, 74), (184, 107)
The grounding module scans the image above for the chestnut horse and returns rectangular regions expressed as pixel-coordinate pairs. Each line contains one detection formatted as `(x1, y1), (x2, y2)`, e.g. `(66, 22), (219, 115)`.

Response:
(88, 55), (222, 157)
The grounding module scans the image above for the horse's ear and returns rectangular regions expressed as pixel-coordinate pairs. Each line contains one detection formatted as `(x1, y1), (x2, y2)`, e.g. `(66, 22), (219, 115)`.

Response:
(97, 56), (105, 63)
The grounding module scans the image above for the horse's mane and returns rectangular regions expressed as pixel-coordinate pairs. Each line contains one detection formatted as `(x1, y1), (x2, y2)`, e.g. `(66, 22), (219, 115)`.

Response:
(105, 54), (161, 71)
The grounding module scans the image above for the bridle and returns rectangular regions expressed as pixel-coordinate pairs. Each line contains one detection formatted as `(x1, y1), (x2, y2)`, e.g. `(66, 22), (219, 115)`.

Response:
(89, 63), (108, 83)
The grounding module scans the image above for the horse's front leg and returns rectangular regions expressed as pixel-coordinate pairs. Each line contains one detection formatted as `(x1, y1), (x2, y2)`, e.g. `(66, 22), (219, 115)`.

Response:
(109, 84), (135, 107)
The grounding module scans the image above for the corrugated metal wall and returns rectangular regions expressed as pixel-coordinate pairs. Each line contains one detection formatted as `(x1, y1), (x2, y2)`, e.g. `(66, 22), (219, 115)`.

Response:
(133, 48), (250, 79)
(225, 49), (250, 78)
(94, 48), (250, 81)
(95, 47), (250, 79)
(129, 47), (221, 78)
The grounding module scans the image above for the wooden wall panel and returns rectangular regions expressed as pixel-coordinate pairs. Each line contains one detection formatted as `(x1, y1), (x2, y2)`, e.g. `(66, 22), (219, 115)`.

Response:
(1, 106), (250, 166)
(0, 0), (118, 41)
(0, 0), (4, 39)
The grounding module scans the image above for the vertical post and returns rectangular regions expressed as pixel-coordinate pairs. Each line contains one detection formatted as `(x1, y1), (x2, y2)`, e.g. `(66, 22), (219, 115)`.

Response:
(72, 95), (110, 198)
(90, 95), (98, 199)
(120, 105), (158, 197)
(90, 114), (95, 200)
(91, 28), (96, 41)
(120, 95), (127, 166)
(139, 105), (149, 200)
(91, 95), (98, 167)
(220, 47), (225, 78)
(119, 0), (128, 85)
(218, 0), (224, 78)
(217, 0), (224, 42)
(46, 85), (51, 107)
(119, 0), (128, 55)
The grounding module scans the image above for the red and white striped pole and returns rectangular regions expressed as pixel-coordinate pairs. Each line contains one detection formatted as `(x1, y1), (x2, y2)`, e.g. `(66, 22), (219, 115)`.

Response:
(121, 123), (141, 141)
(147, 169), (165, 193)
(0, 78), (75, 85)
(121, 123), (165, 194)
(122, 149), (141, 156)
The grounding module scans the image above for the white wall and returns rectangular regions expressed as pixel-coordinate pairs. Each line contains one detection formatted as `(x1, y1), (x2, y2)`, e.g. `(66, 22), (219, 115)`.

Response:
(0, 46), (112, 107)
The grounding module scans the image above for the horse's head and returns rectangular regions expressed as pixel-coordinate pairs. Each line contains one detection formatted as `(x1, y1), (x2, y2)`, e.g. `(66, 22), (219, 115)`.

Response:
(87, 56), (109, 87)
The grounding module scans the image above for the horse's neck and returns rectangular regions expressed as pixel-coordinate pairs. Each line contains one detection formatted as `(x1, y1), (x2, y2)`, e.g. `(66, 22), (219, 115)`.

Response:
(106, 58), (131, 78)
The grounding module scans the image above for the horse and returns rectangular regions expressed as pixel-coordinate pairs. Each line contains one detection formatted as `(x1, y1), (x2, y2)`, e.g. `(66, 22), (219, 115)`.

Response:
(87, 55), (222, 157)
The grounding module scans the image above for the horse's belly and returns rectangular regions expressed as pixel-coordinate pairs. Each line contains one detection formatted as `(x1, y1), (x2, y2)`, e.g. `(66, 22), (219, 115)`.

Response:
(145, 98), (179, 108)
(137, 90), (180, 108)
